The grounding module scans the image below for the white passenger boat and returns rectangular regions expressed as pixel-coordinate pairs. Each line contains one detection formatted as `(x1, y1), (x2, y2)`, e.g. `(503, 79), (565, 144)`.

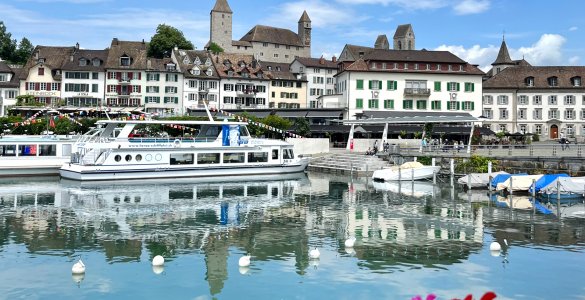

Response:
(372, 161), (440, 182)
(59, 119), (309, 181)
(0, 135), (76, 176)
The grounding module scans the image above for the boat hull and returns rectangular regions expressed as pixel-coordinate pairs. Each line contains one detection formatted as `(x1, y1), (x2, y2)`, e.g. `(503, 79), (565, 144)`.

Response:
(60, 160), (309, 181)
(0, 158), (70, 177)
(372, 166), (440, 181)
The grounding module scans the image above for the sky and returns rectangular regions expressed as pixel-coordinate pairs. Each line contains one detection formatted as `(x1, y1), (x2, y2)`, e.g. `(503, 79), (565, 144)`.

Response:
(1, 0), (584, 71)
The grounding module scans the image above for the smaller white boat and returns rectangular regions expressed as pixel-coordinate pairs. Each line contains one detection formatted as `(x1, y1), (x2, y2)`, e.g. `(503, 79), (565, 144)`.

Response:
(457, 171), (509, 189)
(372, 161), (440, 181)
(496, 174), (543, 192)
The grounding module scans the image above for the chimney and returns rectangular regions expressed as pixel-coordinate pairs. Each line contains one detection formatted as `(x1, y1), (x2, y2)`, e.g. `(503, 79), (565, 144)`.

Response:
(147, 59), (151, 69)
(75, 42), (79, 49)
(113, 38), (119, 45)
(332, 55), (337, 63)
(319, 56), (325, 65)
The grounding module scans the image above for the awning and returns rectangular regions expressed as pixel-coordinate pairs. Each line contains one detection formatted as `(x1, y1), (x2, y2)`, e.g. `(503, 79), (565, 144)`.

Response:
(277, 110), (308, 118)
(346, 111), (478, 125)
(306, 110), (344, 118)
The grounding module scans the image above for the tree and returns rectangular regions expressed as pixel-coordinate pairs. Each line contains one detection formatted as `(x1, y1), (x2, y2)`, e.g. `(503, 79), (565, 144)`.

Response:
(0, 21), (17, 62)
(147, 24), (194, 58)
(15, 95), (39, 106)
(14, 37), (34, 65)
(292, 117), (311, 137)
(262, 115), (291, 139)
(208, 42), (224, 54)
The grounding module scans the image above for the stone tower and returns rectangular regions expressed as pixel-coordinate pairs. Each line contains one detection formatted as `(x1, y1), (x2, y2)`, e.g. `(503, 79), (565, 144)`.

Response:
(374, 35), (389, 50)
(491, 37), (515, 75)
(210, 0), (233, 51)
(393, 24), (415, 50)
(298, 11), (312, 51)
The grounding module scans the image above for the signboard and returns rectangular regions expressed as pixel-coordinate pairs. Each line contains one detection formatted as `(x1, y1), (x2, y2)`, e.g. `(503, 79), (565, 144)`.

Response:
(27, 91), (58, 97)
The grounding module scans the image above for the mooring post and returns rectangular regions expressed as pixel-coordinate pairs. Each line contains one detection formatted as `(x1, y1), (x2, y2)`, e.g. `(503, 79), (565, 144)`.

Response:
(467, 173), (471, 191)
(557, 179), (561, 215)
(488, 161), (492, 177)
(510, 176), (514, 197)
(450, 158), (454, 175)
(532, 179), (536, 215)
(411, 168), (414, 184)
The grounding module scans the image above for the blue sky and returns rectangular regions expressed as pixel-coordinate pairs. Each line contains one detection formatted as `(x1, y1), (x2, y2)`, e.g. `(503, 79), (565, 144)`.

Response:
(1, 0), (583, 70)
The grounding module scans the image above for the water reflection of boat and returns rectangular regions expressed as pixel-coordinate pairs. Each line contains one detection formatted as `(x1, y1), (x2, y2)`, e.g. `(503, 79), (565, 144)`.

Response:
(553, 203), (585, 218)
(458, 190), (490, 202)
(371, 180), (436, 198)
(492, 195), (553, 214)
(372, 162), (440, 181)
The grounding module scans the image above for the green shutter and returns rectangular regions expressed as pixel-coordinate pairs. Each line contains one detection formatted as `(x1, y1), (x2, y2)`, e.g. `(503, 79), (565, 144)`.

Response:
(356, 98), (363, 108)
(387, 80), (391, 90)
(456, 102), (460, 110)
(368, 80), (372, 89)
(471, 102), (475, 110)
(393, 81), (397, 90)
(456, 83), (460, 91)
(390, 100), (394, 109)
(472, 83), (475, 92)
(434, 81), (441, 91)
(379, 81), (383, 90)
(357, 80), (363, 90)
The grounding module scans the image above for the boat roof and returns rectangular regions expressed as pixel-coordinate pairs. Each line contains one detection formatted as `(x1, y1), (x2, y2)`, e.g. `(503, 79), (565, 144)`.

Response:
(96, 120), (249, 126)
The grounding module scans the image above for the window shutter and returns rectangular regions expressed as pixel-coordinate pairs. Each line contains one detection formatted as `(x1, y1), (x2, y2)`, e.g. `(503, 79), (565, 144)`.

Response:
(138, 73), (142, 80)
(35, 83), (40, 90)
(138, 85), (141, 93)
(128, 72), (133, 80)
(368, 80), (372, 89)
(457, 102), (460, 110)
(116, 72), (121, 80)
(379, 81), (383, 90)
(387, 81), (391, 90)
(25, 82), (28, 90)
(471, 83), (475, 92)
(390, 100), (394, 109)
(175, 97), (178, 104)
(431, 101), (435, 110)
(434, 81), (440, 91)
(471, 102), (475, 110)
(456, 83), (460, 91)
(117, 85), (121, 94)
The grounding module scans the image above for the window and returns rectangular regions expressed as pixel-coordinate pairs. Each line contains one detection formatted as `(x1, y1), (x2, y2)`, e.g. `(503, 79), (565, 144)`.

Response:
(533, 108), (543, 120)
(386, 80), (397, 90)
(356, 98), (363, 109)
(369, 80), (382, 90)
(483, 95), (493, 105)
(403, 100), (413, 109)
(92, 72), (99, 80)
(165, 86), (178, 94)
(431, 100), (441, 110)
(549, 109), (559, 119)
(146, 73), (160, 81)
(535, 125), (542, 135)
(416, 100), (427, 110)
(447, 101), (459, 110)
(499, 109), (508, 119)
(565, 109), (575, 120)
(518, 108), (527, 119)
(39, 83), (47, 91)
(383, 99), (394, 109)
(223, 153), (245, 164)
(274, 54), (279, 58)
(497, 95), (508, 105)
(38, 68), (44, 75)
(482, 109), (492, 119)
(564, 95), (575, 105)
(6, 90), (17, 98)
(464, 82), (475, 92)
(356, 79), (364, 90)
(0, 74), (7, 82)
(248, 152), (268, 163)
(533, 95), (542, 105)
(92, 84), (98, 93)
(120, 56), (131, 66)
(447, 82), (459, 92)
(434, 81), (441, 92)
(548, 76), (558, 87)
(197, 153), (220, 164)
(146, 86), (159, 93)
(548, 95), (557, 105)
(518, 95), (528, 105)
(164, 97), (179, 103)
(571, 76), (581, 87)
(525, 77), (534, 87)
(519, 124), (527, 134)
(224, 84), (234, 91)
(581, 109), (585, 120)
(263, 42), (268, 47)
(462, 101), (474, 111)
(368, 99), (379, 108)
(165, 74), (178, 82)
(567, 125), (575, 136)
(145, 96), (160, 103)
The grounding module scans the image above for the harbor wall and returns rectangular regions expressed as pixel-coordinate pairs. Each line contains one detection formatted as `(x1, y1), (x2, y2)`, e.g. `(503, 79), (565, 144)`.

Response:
(287, 138), (329, 155)
(349, 138), (421, 152)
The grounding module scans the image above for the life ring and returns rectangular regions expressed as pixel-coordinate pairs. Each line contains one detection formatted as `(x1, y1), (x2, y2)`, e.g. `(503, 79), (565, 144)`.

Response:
(173, 139), (182, 148)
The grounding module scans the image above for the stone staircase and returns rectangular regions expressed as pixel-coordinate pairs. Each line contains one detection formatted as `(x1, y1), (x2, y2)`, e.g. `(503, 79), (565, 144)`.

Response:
(308, 152), (391, 176)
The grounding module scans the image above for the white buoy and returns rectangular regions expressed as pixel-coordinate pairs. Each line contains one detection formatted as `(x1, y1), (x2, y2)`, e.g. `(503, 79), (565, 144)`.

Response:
(152, 255), (165, 266)
(72, 259), (86, 274)
(309, 248), (320, 259)
(238, 255), (251, 267)
(344, 237), (356, 248)
(152, 265), (164, 275)
(489, 241), (501, 252)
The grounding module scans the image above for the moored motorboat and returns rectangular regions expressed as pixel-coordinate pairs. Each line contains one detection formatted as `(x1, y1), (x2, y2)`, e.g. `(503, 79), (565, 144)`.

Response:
(59, 119), (309, 181)
(458, 171), (508, 189)
(372, 161), (440, 181)
(496, 174), (543, 192)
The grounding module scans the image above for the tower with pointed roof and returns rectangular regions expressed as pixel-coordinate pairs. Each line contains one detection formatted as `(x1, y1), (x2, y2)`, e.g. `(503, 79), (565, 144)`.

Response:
(298, 11), (312, 51)
(491, 37), (515, 75)
(210, 0), (233, 51)
(393, 24), (415, 50)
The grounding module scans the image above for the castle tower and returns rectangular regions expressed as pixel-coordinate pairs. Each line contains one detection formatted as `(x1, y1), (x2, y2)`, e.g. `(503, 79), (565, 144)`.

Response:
(491, 37), (515, 75)
(393, 24), (415, 50)
(210, 0), (233, 51)
(298, 11), (312, 51)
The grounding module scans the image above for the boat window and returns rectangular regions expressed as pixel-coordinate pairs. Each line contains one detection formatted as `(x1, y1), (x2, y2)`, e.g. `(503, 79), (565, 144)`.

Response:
(145, 154), (152, 161)
(197, 153), (220, 164)
(272, 149), (279, 160)
(124, 196), (131, 203)
(39, 144), (57, 156)
(18, 145), (37, 156)
(248, 152), (268, 163)
(125, 154), (132, 162)
(240, 125), (250, 137)
(62, 144), (72, 156)
(283, 149), (294, 159)
(0, 145), (16, 156)
(136, 154), (142, 162)
(171, 153), (194, 165)
(115, 155), (122, 162)
(198, 126), (221, 139)
(223, 152), (245, 163)
(114, 196), (120, 203)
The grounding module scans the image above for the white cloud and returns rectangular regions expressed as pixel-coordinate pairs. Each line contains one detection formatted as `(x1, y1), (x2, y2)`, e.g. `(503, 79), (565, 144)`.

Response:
(336, 0), (446, 10)
(569, 26), (578, 31)
(435, 34), (571, 71)
(453, 0), (490, 15)
(265, 0), (368, 29)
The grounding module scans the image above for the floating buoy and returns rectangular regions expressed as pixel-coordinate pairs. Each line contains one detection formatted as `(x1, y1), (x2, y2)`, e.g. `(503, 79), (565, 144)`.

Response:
(238, 255), (251, 267)
(309, 248), (320, 259)
(152, 255), (165, 266)
(489, 242), (501, 252)
(72, 259), (86, 274)
(344, 237), (356, 248)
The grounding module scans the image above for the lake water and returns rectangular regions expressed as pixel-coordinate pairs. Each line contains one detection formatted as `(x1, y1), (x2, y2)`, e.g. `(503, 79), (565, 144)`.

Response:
(0, 173), (583, 300)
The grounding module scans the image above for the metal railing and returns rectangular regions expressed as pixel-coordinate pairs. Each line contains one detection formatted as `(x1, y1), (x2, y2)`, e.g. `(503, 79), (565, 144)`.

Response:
(393, 143), (585, 158)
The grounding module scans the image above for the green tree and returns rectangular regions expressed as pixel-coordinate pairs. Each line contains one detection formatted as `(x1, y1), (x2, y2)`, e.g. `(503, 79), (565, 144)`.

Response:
(208, 42), (224, 54)
(292, 117), (311, 137)
(147, 24), (194, 58)
(15, 95), (40, 106)
(262, 115), (291, 139)
(0, 21), (17, 62)
(14, 37), (34, 65)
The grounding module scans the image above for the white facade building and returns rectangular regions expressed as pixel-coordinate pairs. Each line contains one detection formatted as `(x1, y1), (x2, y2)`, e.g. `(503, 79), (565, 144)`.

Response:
(0, 61), (20, 116)
(290, 57), (337, 108)
(61, 46), (107, 109)
(172, 49), (220, 112)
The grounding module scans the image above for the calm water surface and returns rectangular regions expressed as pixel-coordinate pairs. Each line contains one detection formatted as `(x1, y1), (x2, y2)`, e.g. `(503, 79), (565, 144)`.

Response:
(0, 173), (584, 300)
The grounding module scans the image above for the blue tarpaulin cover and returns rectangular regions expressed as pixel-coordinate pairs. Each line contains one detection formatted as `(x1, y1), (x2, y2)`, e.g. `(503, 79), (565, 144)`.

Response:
(529, 173), (570, 193)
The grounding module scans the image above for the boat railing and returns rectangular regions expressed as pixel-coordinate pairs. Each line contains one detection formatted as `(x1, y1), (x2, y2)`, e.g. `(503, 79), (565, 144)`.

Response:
(127, 137), (217, 144)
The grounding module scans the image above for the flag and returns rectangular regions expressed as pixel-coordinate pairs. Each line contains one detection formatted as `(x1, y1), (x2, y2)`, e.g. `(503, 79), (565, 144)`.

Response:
(49, 117), (56, 128)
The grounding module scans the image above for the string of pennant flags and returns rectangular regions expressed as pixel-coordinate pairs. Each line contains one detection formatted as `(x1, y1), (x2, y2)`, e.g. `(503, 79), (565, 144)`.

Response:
(211, 108), (304, 138)
(2, 108), (84, 128)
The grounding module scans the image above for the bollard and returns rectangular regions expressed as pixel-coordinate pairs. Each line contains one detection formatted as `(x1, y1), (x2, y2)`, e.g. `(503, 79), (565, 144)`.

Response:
(488, 175), (493, 192)
(510, 176), (514, 197)
(411, 168), (415, 184)
(488, 161), (492, 178)
(557, 179), (561, 209)
(467, 173), (471, 191)
(432, 157), (436, 167)
(450, 159), (455, 175)
(532, 179), (536, 215)
(398, 166), (402, 181)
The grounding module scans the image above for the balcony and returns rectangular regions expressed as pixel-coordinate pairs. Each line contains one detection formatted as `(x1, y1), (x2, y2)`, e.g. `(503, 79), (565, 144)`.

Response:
(404, 88), (431, 97)
(119, 78), (131, 85)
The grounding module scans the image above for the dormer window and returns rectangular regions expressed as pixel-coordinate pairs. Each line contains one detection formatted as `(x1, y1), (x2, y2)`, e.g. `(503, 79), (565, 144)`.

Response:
(206, 69), (213, 76)
(257, 72), (263, 79)
(547, 76), (558, 87)
(371, 62), (377, 69)
(240, 62), (246, 68)
(358, 51), (365, 58)
(459, 65), (464, 71)
(276, 66), (281, 71)
(38, 58), (45, 64)
(267, 66), (272, 71)
(79, 58), (87, 66)
(166, 63), (176, 71)
(227, 70), (234, 76)
(571, 76), (581, 87)
(183, 57), (190, 64)
(242, 71), (249, 78)
(92, 58), (100, 67)
(205, 59), (211, 66)
(195, 57), (201, 65)
(120, 55), (131, 67)
(525, 76), (535, 87)
(192, 67), (200, 75)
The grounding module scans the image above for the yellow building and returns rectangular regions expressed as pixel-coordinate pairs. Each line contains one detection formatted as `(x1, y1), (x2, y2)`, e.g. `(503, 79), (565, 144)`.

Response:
(263, 62), (307, 108)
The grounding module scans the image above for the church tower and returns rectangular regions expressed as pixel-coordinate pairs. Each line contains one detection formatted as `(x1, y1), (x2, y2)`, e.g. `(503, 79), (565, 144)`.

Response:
(298, 11), (312, 51)
(210, 0), (233, 51)
(393, 24), (415, 50)
(491, 37), (515, 75)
